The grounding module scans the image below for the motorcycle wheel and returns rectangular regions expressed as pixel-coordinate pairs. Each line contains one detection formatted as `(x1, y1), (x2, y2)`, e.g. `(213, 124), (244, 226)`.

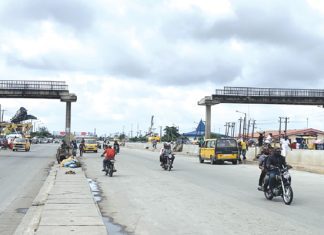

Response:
(168, 162), (172, 171)
(282, 186), (293, 205)
(264, 188), (274, 200)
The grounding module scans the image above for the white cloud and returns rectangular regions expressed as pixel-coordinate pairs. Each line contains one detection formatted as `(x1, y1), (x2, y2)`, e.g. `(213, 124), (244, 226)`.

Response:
(0, 0), (324, 136)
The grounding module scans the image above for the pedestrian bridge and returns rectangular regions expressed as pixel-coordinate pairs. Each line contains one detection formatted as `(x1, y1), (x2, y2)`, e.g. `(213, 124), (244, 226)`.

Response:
(0, 80), (76, 102)
(198, 86), (324, 139)
(0, 80), (77, 145)
(199, 87), (324, 106)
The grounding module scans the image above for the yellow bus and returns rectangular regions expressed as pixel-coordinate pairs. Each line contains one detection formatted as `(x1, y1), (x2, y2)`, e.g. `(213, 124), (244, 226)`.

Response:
(199, 138), (239, 165)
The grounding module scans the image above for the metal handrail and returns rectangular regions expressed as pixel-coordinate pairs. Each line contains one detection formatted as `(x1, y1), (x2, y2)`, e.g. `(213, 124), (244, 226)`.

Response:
(215, 87), (324, 97)
(0, 80), (68, 91)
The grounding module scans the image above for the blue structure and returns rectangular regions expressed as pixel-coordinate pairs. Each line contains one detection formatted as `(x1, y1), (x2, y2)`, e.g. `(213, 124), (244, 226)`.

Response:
(182, 120), (205, 138)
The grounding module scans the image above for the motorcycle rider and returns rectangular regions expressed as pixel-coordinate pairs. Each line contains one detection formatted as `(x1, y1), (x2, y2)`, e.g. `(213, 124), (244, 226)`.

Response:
(113, 140), (120, 154)
(101, 145), (116, 172)
(257, 146), (271, 191)
(264, 147), (287, 193)
(159, 142), (175, 167)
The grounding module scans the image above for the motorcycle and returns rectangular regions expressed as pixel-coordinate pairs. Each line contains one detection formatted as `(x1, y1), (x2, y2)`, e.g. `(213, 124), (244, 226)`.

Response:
(104, 160), (116, 177)
(161, 153), (174, 171)
(263, 166), (293, 205)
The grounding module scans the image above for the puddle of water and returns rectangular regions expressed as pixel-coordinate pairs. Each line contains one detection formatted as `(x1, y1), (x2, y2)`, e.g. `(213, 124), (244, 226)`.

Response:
(102, 216), (130, 235)
(87, 178), (130, 235)
(87, 178), (102, 202)
(16, 208), (28, 214)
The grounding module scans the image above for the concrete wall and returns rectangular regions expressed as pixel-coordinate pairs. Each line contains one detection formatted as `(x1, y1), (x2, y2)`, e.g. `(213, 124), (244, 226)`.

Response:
(125, 143), (324, 168)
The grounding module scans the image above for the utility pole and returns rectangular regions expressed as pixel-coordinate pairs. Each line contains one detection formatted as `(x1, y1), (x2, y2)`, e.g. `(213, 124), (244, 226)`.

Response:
(231, 122), (236, 137)
(279, 117), (284, 136)
(238, 117), (242, 138)
(251, 120), (256, 139)
(224, 122), (230, 136)
(247, 119), (251, 139)
(284, 117), (289, 134)
(242, 114), (247, 140)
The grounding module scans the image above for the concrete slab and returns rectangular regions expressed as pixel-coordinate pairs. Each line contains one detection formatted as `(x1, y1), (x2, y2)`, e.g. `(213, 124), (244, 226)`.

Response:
(46, 198), (95, 204)
(36, 225), (107, 235)
(47, 194), (93, 199)
(42, 209), (101, 217)
(39, 216), (105, 226)
(43, 203), (99, 211)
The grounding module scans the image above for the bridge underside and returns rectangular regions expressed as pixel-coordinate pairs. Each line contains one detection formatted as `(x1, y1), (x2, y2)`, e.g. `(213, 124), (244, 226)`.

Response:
(211, 95), (324, 106)
(0, 89), (70, 100)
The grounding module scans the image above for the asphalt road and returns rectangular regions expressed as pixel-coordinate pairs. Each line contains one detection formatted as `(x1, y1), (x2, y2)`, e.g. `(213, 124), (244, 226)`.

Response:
(0, 144), (56, 235)
(83, 147), (324, 235)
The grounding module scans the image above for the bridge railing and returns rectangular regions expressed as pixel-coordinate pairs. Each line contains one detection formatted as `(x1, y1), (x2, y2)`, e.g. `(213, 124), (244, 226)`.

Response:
(0, 80), (68, 91)
(215, 87), (324, 97)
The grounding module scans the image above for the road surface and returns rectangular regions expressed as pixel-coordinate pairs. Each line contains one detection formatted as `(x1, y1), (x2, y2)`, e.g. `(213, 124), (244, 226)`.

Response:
(0, 144), (56, 235)
(83, 147), (324, 235)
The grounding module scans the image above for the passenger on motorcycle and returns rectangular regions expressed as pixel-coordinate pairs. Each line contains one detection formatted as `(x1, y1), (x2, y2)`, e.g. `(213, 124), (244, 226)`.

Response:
(264, 147), (287, 193)
(159, 142), (175, 167)
(101, 145), (116, 171)
(257, 146), (271, 191)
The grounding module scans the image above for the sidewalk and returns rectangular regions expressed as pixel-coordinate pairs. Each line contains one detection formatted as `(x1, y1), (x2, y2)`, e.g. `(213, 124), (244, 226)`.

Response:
(14, 164), (107, 235)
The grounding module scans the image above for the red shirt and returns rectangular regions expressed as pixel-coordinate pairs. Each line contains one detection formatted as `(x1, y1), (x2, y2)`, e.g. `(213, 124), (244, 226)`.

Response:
(104, 148), (115, 160)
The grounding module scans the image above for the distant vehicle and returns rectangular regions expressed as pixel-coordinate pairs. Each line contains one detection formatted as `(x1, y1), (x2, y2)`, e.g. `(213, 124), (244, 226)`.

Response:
(12, 138), (31, 152)
(199, 138), (239, 165)
(38, 137), (49, 144)
(53, 139), (61, 144)
(83, 138), (98, 153)
(0, 138), (9, 149)
(6, 133), (22, 139)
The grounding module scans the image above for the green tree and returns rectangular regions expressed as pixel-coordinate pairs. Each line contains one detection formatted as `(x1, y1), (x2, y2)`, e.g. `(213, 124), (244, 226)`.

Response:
(31, 127), (52, 138)
(161, 126), (180, 142)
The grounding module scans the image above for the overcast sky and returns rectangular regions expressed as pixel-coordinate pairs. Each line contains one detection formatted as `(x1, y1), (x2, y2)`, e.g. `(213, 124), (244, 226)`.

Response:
(1, 0), (324, 137)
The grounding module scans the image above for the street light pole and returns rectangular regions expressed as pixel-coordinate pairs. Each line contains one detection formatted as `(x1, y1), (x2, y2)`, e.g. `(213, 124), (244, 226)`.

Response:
(236, 110), (247, 139)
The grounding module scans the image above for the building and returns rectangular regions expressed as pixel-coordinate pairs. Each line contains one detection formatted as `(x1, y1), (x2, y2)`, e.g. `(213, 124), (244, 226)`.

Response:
(253, 128), (324, 149)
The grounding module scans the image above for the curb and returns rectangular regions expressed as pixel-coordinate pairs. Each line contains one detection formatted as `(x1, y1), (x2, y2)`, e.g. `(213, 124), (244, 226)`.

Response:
(14, 165), (58, 235)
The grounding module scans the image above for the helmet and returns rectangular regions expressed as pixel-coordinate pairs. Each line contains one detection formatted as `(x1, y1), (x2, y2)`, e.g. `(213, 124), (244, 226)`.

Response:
(164, 142), (171, 149)
(274, 147), (281, 155)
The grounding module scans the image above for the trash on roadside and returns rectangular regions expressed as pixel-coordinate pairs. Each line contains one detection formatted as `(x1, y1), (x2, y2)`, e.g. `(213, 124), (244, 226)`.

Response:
(60, 156), (81, 168)
(65, 170), (76, 174)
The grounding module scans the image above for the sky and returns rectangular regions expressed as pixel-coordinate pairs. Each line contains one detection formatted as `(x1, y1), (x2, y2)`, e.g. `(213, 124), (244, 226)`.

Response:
(1, 0), (324, 137)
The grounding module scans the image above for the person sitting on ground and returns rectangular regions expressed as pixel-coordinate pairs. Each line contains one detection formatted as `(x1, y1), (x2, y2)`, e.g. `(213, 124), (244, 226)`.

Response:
(101, 145), (116, 172)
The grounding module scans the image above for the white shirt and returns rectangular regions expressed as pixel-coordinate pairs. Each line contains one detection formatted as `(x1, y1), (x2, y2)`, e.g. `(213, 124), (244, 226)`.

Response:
(281, 139), (290, 150)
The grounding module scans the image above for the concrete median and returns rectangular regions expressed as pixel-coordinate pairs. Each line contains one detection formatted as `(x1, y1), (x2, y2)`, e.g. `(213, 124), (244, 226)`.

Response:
(14, 164), (107, 235)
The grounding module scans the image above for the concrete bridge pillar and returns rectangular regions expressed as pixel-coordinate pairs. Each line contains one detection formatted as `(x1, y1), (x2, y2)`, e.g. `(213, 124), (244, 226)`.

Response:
(61, 93), (77, 152)
(205, 104), (211, 139)
(65, 101), (72, 147)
